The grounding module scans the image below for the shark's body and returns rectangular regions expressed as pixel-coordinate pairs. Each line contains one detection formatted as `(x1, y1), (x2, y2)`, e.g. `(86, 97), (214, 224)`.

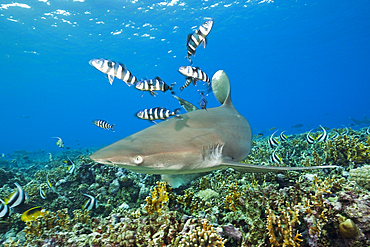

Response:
(90, 71), (337, 186)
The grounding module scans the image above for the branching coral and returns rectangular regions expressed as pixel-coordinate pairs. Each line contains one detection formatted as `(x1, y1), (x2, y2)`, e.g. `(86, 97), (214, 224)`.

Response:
(144, 181), (171, 215)
(323, 135), (370, 167)
(174, 219), (226, 246)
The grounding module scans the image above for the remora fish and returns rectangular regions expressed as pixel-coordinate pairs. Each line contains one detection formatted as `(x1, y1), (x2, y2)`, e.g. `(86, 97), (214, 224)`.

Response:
(90, 70), (337, 188)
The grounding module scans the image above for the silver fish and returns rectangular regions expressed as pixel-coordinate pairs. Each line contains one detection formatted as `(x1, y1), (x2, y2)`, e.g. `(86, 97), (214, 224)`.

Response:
(90, 70), (337, 188)
(89, 58), (137, 86)
(186, 20), (214, 63)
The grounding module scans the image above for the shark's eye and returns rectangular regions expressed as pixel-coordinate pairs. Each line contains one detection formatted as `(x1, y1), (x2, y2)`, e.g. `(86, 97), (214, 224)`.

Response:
(133, 156), (143, 164)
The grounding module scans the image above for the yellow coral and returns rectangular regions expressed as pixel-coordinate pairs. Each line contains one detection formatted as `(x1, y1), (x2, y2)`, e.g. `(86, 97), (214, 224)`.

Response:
(144, 181), (170, 215)
(224, 180), (244, 212)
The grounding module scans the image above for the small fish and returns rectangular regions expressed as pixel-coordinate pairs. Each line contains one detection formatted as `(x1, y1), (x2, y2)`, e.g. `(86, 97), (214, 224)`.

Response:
(0, 153), (4, 158)
(279, 131), (288, 141)
(46, 174), (54, 191)
(306, 129), (315, 144)
(341, 125), (349, 136)
(186, 19), (214, 63)
(93, 119), (114, 132)
(292, 124), (303, 128)
(67, 157), (76, 174)
(268, 130), (280, 148)
(135, 77), (175, 96)
(316, 126), (329, 131)
(178, 66), (211, 91)
(39, 185), (46, 199)
(198, 91), (208, 110)
(253, 133), (264, 139)
(0, 199), (11, 219)
(4, 182), (28, 208)
(270, 148), (282, 164)
(136, 107), (181, 122)
(316, 125), (328, 142)
(21, 206), (46, 222)
(89, 58), (137, 86)
(269, 127), (277, 131)
(52, 137), (64, 148)
(329, 131), (339, 140)
(367, 126), (370, 135)
(82, 194), (98, 211)
(47, 153), (53, 162)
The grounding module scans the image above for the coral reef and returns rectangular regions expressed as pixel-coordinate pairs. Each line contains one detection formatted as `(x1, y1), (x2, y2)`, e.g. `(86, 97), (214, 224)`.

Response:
(1, 127), (370, 246)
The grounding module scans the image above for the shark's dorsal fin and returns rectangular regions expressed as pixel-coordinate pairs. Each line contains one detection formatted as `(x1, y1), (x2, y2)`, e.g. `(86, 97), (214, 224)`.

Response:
(211, 70), (231, 105)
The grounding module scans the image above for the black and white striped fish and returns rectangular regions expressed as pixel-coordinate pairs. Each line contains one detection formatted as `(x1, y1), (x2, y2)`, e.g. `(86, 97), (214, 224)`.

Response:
(279, 131), (288, 141)
(178, 66), (210, 91)
(136, 107), (181, 122)
(135, 77), (175, 96)
(186, 20), (214, 63)
(306, 129), (315, 144)
(270, 148), (282, 164)
(89, 58), (137, 86)
(82, 194), (98, 211)
(93, 119), (115, 132)
(316, 125), (328, 142)
(39, 185), (46, 200)
(268, 130), (280, 148)
(4, 182), (28, 208)
(0, 199), (11, 219)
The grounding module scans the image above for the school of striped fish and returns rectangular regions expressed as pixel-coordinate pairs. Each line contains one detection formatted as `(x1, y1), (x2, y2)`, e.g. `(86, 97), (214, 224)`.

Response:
(88, 19), (214, 131)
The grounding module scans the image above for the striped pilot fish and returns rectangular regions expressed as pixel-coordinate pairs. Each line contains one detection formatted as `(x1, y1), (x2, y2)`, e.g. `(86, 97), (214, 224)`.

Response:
(135, 77), (175, 96)
(89, 58), (137, 86)
(136, 107), (181, 122)
(178, 66), (211, 91)
(93, 119), (115, 132)
(186, 19), (214, 63)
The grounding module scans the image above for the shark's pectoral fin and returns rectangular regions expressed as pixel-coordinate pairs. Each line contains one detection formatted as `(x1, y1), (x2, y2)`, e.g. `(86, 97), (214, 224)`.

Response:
(221, 158), (338, 173)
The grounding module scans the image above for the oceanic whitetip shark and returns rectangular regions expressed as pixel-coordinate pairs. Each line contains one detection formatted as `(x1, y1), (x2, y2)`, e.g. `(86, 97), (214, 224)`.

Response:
(90, 70), (337, 187)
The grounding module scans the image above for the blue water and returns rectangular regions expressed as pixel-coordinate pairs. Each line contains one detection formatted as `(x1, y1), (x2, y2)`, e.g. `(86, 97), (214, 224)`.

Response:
(1, 0), (369, 155)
